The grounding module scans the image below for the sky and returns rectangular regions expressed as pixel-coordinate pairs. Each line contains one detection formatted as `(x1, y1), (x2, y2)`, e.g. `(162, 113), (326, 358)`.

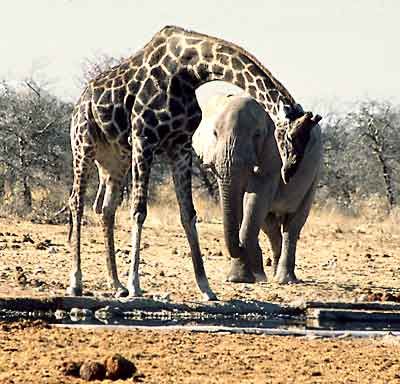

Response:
(1, 0), (399, 112)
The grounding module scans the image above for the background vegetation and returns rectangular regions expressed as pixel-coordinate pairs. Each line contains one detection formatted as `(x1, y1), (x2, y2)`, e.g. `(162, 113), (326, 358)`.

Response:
(0, 57), (399, 221)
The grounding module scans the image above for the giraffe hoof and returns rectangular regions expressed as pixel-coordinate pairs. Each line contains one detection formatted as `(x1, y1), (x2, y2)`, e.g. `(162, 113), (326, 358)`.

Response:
(66, 286), (82, 296)
(203, 291), (218, 301)
(128, 288), (143, 297)
(115, 287), (129, 298)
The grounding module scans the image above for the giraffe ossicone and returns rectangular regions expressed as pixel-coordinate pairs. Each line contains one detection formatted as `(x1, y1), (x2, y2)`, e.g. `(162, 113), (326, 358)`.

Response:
(67, 25), (321, 300)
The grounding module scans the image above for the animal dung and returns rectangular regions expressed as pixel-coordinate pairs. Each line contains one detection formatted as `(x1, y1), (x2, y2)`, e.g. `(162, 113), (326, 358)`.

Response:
(61, 354), (137, 381)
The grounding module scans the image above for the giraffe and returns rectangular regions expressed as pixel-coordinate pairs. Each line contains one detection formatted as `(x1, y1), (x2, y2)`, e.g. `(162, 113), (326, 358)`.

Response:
(67, 25), (321, 300)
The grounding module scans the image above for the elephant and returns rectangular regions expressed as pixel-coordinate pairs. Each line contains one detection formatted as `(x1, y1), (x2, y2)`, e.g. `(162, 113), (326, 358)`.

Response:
(193, 94), (322, 284)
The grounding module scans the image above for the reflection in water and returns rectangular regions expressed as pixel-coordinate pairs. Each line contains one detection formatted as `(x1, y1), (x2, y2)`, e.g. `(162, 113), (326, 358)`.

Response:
(2, 306), (400, 334)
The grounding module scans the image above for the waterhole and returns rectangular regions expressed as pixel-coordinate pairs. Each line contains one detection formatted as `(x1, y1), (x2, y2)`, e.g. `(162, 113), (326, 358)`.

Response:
(1, 297), (400, 337)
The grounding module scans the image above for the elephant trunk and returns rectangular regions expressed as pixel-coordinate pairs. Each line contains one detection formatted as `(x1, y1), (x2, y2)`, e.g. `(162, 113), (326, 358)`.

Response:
(218, 171), (246, 259)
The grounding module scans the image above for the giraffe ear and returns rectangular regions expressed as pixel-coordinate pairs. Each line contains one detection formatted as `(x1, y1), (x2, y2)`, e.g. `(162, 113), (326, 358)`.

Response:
(288, 111), (321, 141)
(313, 114), (322, 124)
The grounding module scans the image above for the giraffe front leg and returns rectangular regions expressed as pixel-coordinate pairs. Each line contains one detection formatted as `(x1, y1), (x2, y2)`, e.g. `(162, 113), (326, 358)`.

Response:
(169, 150), (217, 301)
(127, 210), (144, 297)
(126, 137), (153, 297)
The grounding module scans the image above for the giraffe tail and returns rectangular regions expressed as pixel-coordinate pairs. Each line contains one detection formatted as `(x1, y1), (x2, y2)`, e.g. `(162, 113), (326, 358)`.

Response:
(67, 186), (74, 243)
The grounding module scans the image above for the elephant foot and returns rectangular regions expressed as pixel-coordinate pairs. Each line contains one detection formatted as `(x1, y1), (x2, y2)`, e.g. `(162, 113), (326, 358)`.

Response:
(274, 270), (299, 285)
(226, 259), (255, 283)
(66, 286), (82, 296)
(250, 263), (267, 282)
(253, 271), (267, 282)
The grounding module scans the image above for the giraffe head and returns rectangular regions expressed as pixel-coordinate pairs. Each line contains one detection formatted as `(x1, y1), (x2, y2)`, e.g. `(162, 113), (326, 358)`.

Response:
(276, 102), (322, 183)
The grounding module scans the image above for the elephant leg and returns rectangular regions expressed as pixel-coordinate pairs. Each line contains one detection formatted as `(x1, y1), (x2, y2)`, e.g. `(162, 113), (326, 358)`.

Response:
(274, 219), (300, 284)
(239, 175), (280, 282)
(239, 227), (266, 282)
(261, 213), (282, 276)
(275, 182), (317, 284)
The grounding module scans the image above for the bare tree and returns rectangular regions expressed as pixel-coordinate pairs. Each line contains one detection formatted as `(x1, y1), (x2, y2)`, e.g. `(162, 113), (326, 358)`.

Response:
(0, 80), (72, 213)
(349, 100), (400, 209)
(76, 53), (125, 88)
(319, 100), (400, 211)
(320, 113), (358, 208)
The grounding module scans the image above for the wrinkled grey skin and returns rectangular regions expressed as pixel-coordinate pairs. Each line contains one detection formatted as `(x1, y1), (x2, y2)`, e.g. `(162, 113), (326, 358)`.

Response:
(193, 94), (322, 284)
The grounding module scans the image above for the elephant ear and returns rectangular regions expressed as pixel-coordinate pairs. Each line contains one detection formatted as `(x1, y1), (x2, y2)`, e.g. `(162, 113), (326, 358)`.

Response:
(249, 101), (274, 176)
(192, 116), (217, 167)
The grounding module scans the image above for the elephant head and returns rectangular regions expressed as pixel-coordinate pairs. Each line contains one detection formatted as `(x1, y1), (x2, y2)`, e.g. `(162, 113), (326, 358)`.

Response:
(193, 95), (273, 280)
(194, 95), (271, 177)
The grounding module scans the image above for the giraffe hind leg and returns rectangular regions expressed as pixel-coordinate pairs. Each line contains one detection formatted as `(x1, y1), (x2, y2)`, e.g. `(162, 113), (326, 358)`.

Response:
(66, 150), (93, 296)
(96, 161), (130, 298)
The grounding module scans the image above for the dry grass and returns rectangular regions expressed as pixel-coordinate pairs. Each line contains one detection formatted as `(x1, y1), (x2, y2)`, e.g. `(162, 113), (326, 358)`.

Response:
(1, 180), (398, 237)
(103, 183), (399, 239)
(310, 194), (400, 238)
(147, 183), (398, 231)
(0, 185), (68, 221)
(139, 183), (220, 227)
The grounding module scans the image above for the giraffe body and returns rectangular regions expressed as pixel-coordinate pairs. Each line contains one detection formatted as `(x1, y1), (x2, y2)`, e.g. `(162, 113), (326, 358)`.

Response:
(68, 26), (321, 299)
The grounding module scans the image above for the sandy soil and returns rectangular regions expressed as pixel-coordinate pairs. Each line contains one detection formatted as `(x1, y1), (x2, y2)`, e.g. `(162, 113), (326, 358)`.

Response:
(1, 322), (400, 383)
(0, 208), (400, 383)
(0, 208), (399, 303)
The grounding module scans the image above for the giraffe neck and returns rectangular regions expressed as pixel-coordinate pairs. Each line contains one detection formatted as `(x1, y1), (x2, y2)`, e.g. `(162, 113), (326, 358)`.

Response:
(158, 25), (302, 126)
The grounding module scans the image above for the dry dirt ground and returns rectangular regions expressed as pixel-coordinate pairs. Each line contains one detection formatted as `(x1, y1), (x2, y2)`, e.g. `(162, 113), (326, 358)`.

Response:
(0, 206), (400, 383)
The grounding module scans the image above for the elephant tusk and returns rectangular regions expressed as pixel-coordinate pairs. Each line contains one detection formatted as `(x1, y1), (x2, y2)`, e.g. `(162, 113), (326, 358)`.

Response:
(281, 167), (289, 184)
